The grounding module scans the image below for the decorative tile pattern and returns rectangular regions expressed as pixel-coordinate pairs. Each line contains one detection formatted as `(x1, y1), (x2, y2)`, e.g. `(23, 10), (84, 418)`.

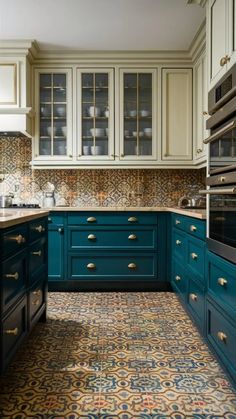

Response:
(0, 292), (236, 418)
(0, 137), (205, 207)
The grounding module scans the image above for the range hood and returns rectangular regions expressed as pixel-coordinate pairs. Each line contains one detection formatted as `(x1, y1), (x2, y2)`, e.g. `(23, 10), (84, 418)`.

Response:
(0, 107), (33, 138)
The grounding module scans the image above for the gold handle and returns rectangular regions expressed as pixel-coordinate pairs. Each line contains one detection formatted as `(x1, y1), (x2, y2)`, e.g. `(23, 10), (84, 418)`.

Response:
(87, 217), (97, 223)
(33, 290), (41, 296)
(175, 275), (181, 281)
(175, 220), (181, 225)
(88, 234), (96, 240)
(120, 153), (125, 157)
(31, 250), (42, 256)
(35, 225), (45, 233)
(48, 217), (52, 222)
(197, 148), (203, 154)
(5, 272), (19, 280)
(58, 227), (63, 233)
(4, 327), (18, 336)
(128, 217), (138, 223)
(217, 331), (227, 342)
(32, 299), (40, 306)
(87, 263), (96, 269)
(128, 234), (137, 240)
(176, 239), (181, 245)
(220, 55), (230, 67)
(190, 293), (197, 301)
(190, 225), (197, 232)
(220, 176), (226, 183)
(10, 234), (26, 244)
(128, 263), (136, 269)
(191, 252), (198, 260)
(202, 111), (208, 116)
(217, 277), (227, 286)
(68, 154), (73, 158)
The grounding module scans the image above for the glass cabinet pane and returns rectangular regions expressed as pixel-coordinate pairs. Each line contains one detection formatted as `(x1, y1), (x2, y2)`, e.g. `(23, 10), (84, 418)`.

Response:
(81, 72), (110, 157)
(123, 72), (153, 158)
(39, 73), (67, 156)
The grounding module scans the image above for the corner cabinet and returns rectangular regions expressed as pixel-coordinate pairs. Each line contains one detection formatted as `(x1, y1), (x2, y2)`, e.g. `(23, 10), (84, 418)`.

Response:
(33, 68), (73, 164)
(207, 0), (236, 89)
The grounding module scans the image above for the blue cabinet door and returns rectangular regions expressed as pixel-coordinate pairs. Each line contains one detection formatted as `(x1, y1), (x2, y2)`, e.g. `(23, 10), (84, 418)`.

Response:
(48, 227), (64, 281)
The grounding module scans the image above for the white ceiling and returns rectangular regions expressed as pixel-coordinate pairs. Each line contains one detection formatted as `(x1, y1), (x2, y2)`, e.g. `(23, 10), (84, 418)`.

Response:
(0, 0), (205, 51)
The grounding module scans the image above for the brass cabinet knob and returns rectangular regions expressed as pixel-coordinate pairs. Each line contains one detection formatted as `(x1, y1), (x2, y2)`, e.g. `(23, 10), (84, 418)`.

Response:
(217, 331), (227, 342)
(220, 54), (230, 67)
(175, 275), (181, 281)
(128, 234), (137, 240)
(175, 220), (181, 225)
(120, 153), (125, 157)
(87, 263), (96, 269)
(33, 290), (41, 296)
(4, 327), (18, 336)
(68, 154), (73, 158)
(128, 217), (138, 223)
(11, 234), (26, 244)
(35, 225), (45, 233)
(176, 239), (181, 245)
(32, 299), (40, 306)
(202, 111), (208, 116)
(217, 277), (227, 286)
(31, 250), (42, 256)
(191, 252), (198, 260)
(88, 234), (96, 240)
(128, 263), (136, 269)
(220, 176), (226, 183)
(58, 227), (64, 233)
(190, 293), (197, 301)
(196, 148), (203, 154)
(5, 272), (19, 280)
(190, 225), (197, 232)
(87, 217), (97, 223)
(48, 217), (52, 222)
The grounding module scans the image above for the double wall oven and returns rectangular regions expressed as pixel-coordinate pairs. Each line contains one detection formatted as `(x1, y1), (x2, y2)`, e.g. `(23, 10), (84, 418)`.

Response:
(201, 63), (236, 263)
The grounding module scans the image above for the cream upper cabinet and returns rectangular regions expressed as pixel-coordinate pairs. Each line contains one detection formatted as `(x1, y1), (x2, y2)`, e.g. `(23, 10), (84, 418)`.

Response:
(193, 52), (208, 163)
(32, 68), (73, 165)
(161, 68), (192, 162)
(118, 69), (157, 163)
(0, 63), (17, 107)
(76, 68), (114, 163)
(207, 0), (236, 89)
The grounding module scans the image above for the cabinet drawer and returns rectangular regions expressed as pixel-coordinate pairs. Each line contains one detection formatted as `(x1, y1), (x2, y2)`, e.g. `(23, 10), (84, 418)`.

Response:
(186, 218), (205, 240)
(29, 218), (47, 243)
(29, 279), (46, 325)
(67, 212), (158, 226)
(172, 214), (188, 231)
(1, 296), (27, 368)
(208, 252), (236, 317)
(48, 212), (64, 226)
(68, 226), (157, 250)
(188, 278), (205, 326)
(207, 299), (236, 381)
(171, 259), (187, 300)
(173, 229), (187, 262)
(1, 250), (27, 313)
(29, 237), (47, 280)
(1, 225), (27, 258)
(68, 253), (157, 280)
(187, 237), (205, 283)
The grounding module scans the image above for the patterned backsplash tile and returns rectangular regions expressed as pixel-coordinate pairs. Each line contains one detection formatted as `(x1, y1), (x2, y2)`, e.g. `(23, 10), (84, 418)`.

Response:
(0, 137), (205, 207)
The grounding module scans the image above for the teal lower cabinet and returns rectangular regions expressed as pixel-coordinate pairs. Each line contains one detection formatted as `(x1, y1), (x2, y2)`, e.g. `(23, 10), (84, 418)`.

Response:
(48, 211), (170, 291)
(206, 250), (236, 386)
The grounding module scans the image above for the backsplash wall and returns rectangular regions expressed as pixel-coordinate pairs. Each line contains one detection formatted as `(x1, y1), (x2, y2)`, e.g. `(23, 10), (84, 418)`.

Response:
(0, 137), (205, 207)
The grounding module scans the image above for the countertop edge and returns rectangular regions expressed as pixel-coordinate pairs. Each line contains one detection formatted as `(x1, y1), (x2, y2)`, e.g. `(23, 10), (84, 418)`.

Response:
(0, 210), (49, 229)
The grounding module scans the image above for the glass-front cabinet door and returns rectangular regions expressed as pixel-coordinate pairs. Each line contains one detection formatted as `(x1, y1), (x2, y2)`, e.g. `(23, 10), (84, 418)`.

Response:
(34, 69), (72, 162)
(77, 68), (114, 161)
(119, 69), (157, 161)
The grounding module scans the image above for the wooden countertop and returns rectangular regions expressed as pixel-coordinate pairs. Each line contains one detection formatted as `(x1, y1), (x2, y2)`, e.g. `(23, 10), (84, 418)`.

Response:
(0, 209), (49, 229)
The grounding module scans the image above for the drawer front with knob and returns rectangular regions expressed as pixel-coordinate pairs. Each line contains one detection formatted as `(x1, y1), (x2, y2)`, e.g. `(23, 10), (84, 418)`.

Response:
(1, 225), (27, 258)
(171, 259), (187, 300)
(29, 218), (47, 243)
(173, 229), (187, 262)
(47, 212), (64, 226)
(187, 237), (205, 283)
(188, 278), (205, 326)
(1, 296), (27, 371)
(67, 226), (157, 250)
(207, 299), (236, 382)
(67, 212), (158, 226)
(68, 253), (157, 280)
(29, 238), (47, 281)
(207, 251), (236, 318)
(1, 250), (27, 313)
(29, 280), (45, 325)
(186, 219), (205, 240)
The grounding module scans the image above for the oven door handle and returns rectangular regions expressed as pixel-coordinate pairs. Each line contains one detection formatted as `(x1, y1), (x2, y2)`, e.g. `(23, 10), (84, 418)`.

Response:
(199, 188), (236, 194)
(203, 120), (236, 144)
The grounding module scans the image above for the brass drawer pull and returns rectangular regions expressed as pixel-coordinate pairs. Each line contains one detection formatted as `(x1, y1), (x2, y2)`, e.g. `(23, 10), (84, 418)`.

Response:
(87, 263), (96, 269)
(128, 263), (136, 269)
(217, 277), (227, 286)
(32, 299), (40, 306)
(176, 239), (181, 245)
(128, 234), (137, 240)
(48, 217), (52, 222)
(87, 217), (97, 223)
(10, 234), (26, 244)
(128, 217), (138, 223)
(175, 219), (181, 225)
(31, 250), (42, 256)
(4, 327), (18, 336)
(33, 290), (41, 296)
(190, 225), (197, 232)
(58, 227), (63, 233)
(88, 234), (96, 240)
(5, 272), (19, 280)
(191, 252), (198, 260)
(217, 331), (227, 342)
(34, 225), (45, 233)
(220, 54), (230, 67)
(190, 293), (197, 301)
(175, 275), (181, 281)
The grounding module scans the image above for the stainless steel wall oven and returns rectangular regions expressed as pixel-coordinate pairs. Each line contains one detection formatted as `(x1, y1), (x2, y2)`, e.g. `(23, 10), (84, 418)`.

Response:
(202, 63), (236, 263)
